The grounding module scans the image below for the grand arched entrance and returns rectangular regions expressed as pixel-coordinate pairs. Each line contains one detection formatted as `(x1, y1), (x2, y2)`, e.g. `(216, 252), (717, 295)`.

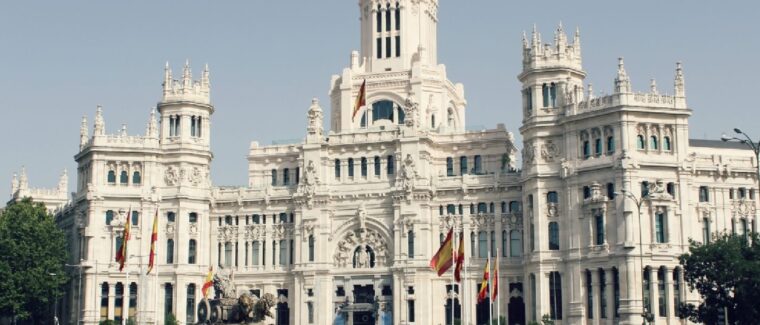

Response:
(508, 283), (525, 325)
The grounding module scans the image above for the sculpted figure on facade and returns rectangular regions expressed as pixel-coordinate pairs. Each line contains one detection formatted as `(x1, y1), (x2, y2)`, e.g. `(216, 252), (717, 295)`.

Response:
(540, 140), (559, 162)
(307, 98), (324, 137)
(165, 166), (179, 186)
(404, 95), (420, 128)
(398, 154), (417, 197)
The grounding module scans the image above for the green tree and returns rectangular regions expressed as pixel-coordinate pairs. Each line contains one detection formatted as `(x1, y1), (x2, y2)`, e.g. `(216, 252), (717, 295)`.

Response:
(678, 232), (760, 324)
(0, 198), (68, 323)
(165, 313), (179, 325)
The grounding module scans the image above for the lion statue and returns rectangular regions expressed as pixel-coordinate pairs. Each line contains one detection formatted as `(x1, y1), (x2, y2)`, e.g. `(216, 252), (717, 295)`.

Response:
(251, 293), (276, 322)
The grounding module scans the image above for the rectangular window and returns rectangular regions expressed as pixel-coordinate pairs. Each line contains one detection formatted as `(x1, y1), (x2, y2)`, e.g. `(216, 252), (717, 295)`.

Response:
(386, 37), (392, 58)
(600, 271), (607, 319)
(186, 285), (196, 324)
(595, 215), (605, 245)
(407, 231), (415, 258)
(460, 156), (468, 175)
(395, 36), (401, 57)
(548, 222), (560, 250)
(283, 168), (290, 185)
(376, 38), (382, 59)
(655, 211), (667, 243)
(474, 155), (482, 174)
(335, 160), (341, 179)
(361, 157), (368, 177)
(586, 271), (593, 319)
(702, 217), (710, 244)
(407, 300), (416, 322)
(607, 183), (615, 199)
(295, 167), (300, 184)
(252, 241), (260, 265)
(374, 156), (381, 176)
(446, 157), (454, 176)
(658, 268), (667, 317)
(308, 236), (315, 262)
(478, 232), (487, 258)
(641, 181), (650, 197)
(271, 169), (277, 186)
(308, 302), (314, 324)
(279, 240), (287, 266)
(549, 272), (563, 319)
(348, 158), (354, 177)
(699, 186), (709, 202)
(387, 156), (395, 174)
(164, 283), (173, 317)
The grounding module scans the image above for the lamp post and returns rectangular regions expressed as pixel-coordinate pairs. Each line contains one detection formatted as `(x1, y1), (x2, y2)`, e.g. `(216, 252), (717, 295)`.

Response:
(722, 128), (760, 194)
(64, 260), (85, 325)
(615, 189), (654, 324)
(49, 273), (60, 325)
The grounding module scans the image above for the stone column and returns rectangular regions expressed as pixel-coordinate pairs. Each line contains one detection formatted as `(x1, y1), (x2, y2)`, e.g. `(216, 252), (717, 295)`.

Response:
(663, 266), (674, 320)
(107, 283), (116, 320)
(604, 268), (615, 324)
(591, 269), (601, 325)
(648, 267), (658, 320)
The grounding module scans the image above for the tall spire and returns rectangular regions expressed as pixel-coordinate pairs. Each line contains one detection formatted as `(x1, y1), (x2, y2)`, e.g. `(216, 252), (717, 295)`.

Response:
(93, 105), (105, 136)
(18, 166), (28, 191)
(163, 61), (173, 96)
(58, 169), (68, 193)
(650, 78), (658, 94)
(555, 21), (567, 51)
(79, 115), (89, 150)
(182, 59), (193, 92)
(614, 57), (631, 93)
(119, 123), (128, 137)
(200, 63), (210, 92)
(531, 24), (539, 52)
(674, 61), (685, 97)
(147, 107), (158, 138)
(522, 31), (528, 50)
(11, 172), (18, 195)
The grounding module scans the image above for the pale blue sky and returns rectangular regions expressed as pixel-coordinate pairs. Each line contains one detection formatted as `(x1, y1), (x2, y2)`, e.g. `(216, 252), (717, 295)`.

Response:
(2, 1), (758, 200)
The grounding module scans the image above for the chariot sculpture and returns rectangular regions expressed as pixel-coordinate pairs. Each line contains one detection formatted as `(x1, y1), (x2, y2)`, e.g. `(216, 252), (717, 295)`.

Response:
(196, 267), (276, 324)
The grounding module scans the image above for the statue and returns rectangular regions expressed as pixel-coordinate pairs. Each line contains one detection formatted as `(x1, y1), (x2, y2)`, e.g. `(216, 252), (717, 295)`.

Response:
(354, 245), (372, 268)
(198, 268), (277, 324)
(404, 95), (420, 128)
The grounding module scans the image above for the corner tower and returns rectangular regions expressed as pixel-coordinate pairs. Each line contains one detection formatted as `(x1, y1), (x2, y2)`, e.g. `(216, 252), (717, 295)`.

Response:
(158, 61), (213, 149)
(330, 0), (466, 134)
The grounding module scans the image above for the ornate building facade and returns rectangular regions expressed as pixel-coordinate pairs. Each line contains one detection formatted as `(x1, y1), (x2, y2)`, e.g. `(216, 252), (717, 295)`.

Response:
(10, 1), (758, 325)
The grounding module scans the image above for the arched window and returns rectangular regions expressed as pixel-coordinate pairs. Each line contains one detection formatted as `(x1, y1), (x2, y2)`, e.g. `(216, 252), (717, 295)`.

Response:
(308, 235), (315, 262)
(478, 231), (487, 258)
(361, 157), (368, 177)
(101, 282), (110, 320)
(500, 201), (507, 213)
(548, 222), (560, 250)
(460, 156), (468, 175)
(374, 156), (381, 176)
(663, 136), (672, 151)
(186, 284), (196, 324)
(385, 3), (391, 32)
(166, 239), (174, 264)
(407, 231), (415, 258)
(594, 138), (602, 156)
(372, 100), (395, 123)
(188, 239), (197, 264)
(510, 230), (522, 257)
(473, 155), (482, 174)
(509, 201), (521, 213)
(120, 171), (128, 184)
(673, 268), (682, 318)
(607, 136), (615, 154)
(657, 267), (667, 317)
(637, 135), (646, 150)
(395, 2), (400, 30)
(115, 283), (124, 322)
(107, 170), (116, 183)
(650, 136), (659, 150)
(376, 5), (382, 33)
(131, 211), (139, 226)
(477, 202), (487, 213)
(106, 210), (114, 225)
(271, 169), (277, 186)
(549, 272), (562, 320)
(128, 283), (137, 319)
(446, 157), (454, 176)
(348, 158), (355, 177)
(132, 171), (141, 184)
(335, 159), (341, 178)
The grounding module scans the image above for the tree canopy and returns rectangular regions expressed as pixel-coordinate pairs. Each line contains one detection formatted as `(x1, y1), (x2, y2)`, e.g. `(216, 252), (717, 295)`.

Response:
(679, 232), (760, 324)
(0, 198), (68, 323)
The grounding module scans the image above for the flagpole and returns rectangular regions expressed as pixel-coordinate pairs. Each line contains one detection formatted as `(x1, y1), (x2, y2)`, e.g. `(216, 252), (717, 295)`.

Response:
(462, 228), (468, 325)
(488, 251), (493, 325)
(450, 226), (456, 325)
(496, 248), (500, 325)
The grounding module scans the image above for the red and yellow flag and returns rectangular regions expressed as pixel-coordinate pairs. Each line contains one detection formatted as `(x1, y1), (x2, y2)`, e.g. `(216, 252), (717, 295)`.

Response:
(454, 232), (465, 282)
(477, 258), (490, 303)
(429, 229), (454, 276)
(492, 253), (499, 300)
(146, 209), (159, 275)
(115, 207), (132, 272)
(201, 266), (214, 298)
(352, 80), (367, 121)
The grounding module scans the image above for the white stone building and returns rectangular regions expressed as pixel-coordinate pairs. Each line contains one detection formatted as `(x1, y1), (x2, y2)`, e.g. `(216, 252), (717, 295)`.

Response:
(9, 1), (758, 325)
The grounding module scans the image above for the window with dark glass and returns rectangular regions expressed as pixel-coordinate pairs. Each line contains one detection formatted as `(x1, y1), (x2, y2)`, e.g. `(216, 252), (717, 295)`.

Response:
(650, 136), (659, 150)
(607, 183), (615, 199)
(474, 155), (482, 174)
(699, 186), (709, 202)
(547, 191), (559, 204)
(386, 37), (392, 58)
(510, 230), (522, 257)
(376, 38), (382, 59)
(166, 239), (174, 264)
(374, 156), (381, 176)
(108, 170), (116, 183)
(115, 283), (124, 322)
(186, 284), (196, 324)
(655, 211), (667, 243)
(106, 210), (114, 225)
(595, 138), (602, 156)
(637, 135), (645, 150)
(407, 231), (414, 258)
(582, 141), (590, 158)
(120, 171), (128, 184)
(549, 222), (560, 250)
(478, 231), (487, 258)
(283, 168), (290, 185)
(607, 136), (615, 154)
(460, 156), (468, 175)
(132, 171), (141, 184)
(335, 159), (341, 178)
(446, 157), (454, 176)
(361, 157), (368, 177)
(164, 283), (173, 317)
(387, 155), (395, 174)
(663, 136), (672, 151)
(583, 186), (591, 199)
(549, 272), (562, 319)
(348, 158), (354, 177)
(395, 36), (401, 57)
(641, 181), (650, 197)
(188, 239), (197, 264)
(271, 169), (277, 186)
(595, 214), (605, 245)
(308, 235), (315, 262)
(542, 84), (549, 108)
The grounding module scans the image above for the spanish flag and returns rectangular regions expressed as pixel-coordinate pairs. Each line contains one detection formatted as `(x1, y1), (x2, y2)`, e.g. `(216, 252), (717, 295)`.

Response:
(115, 207), (131, 272)
(477, 258), (490, 303)
(352, 80), (367, 121)
(454, 232), (465, 282)
(429, 229), (454, 276)
(492, 253), (499, 300)
(201, 266), (214, 298)
(146, 209), (159, 275)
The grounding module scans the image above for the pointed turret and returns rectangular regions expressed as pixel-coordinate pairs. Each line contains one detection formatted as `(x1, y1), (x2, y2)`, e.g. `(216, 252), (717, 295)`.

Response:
(11, 172), (19, 196)
(555, 22), (567, 53)
(182, 59), (193, 93)
(119, 123), (128, 137)
(306, 97), (324, 143)
(531, 24), (539, 54)
(650, 78), (658, 94)
(587, 83), (594, 100)
(674, 61), (685, 97)
(163, 61), (173, 97)
(200, 63), (210, 93)
(79, 115), (89, 150)
(614, 57), (631, 93)
(146, 107), (158, 138)
(574, 26), (581, 55)
(18, 166), (28, 191)
(522, 31), (528, 50)
(58, 169), (68, 193)
(93, 105), (105, 136)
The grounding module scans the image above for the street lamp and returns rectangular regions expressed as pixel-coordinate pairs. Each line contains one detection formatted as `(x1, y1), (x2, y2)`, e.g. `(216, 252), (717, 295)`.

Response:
(49, 273), (60, 325)
(65, 260), (85, 325)
(614, 189), (654, 324)
(722, 128), (760, 191)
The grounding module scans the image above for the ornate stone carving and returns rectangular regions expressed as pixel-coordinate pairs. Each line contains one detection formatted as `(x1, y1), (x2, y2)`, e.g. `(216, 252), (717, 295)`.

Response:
(188, 167), (203, 186)
(333, 227), (388, 268)
(540, 140), (559, 162)
(404, 95), (420, 128)
(522, 142), (536, 164)
(165, 166), (180, 186)
(296, 160), (319, 208)
(397, 154), (417, 200)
